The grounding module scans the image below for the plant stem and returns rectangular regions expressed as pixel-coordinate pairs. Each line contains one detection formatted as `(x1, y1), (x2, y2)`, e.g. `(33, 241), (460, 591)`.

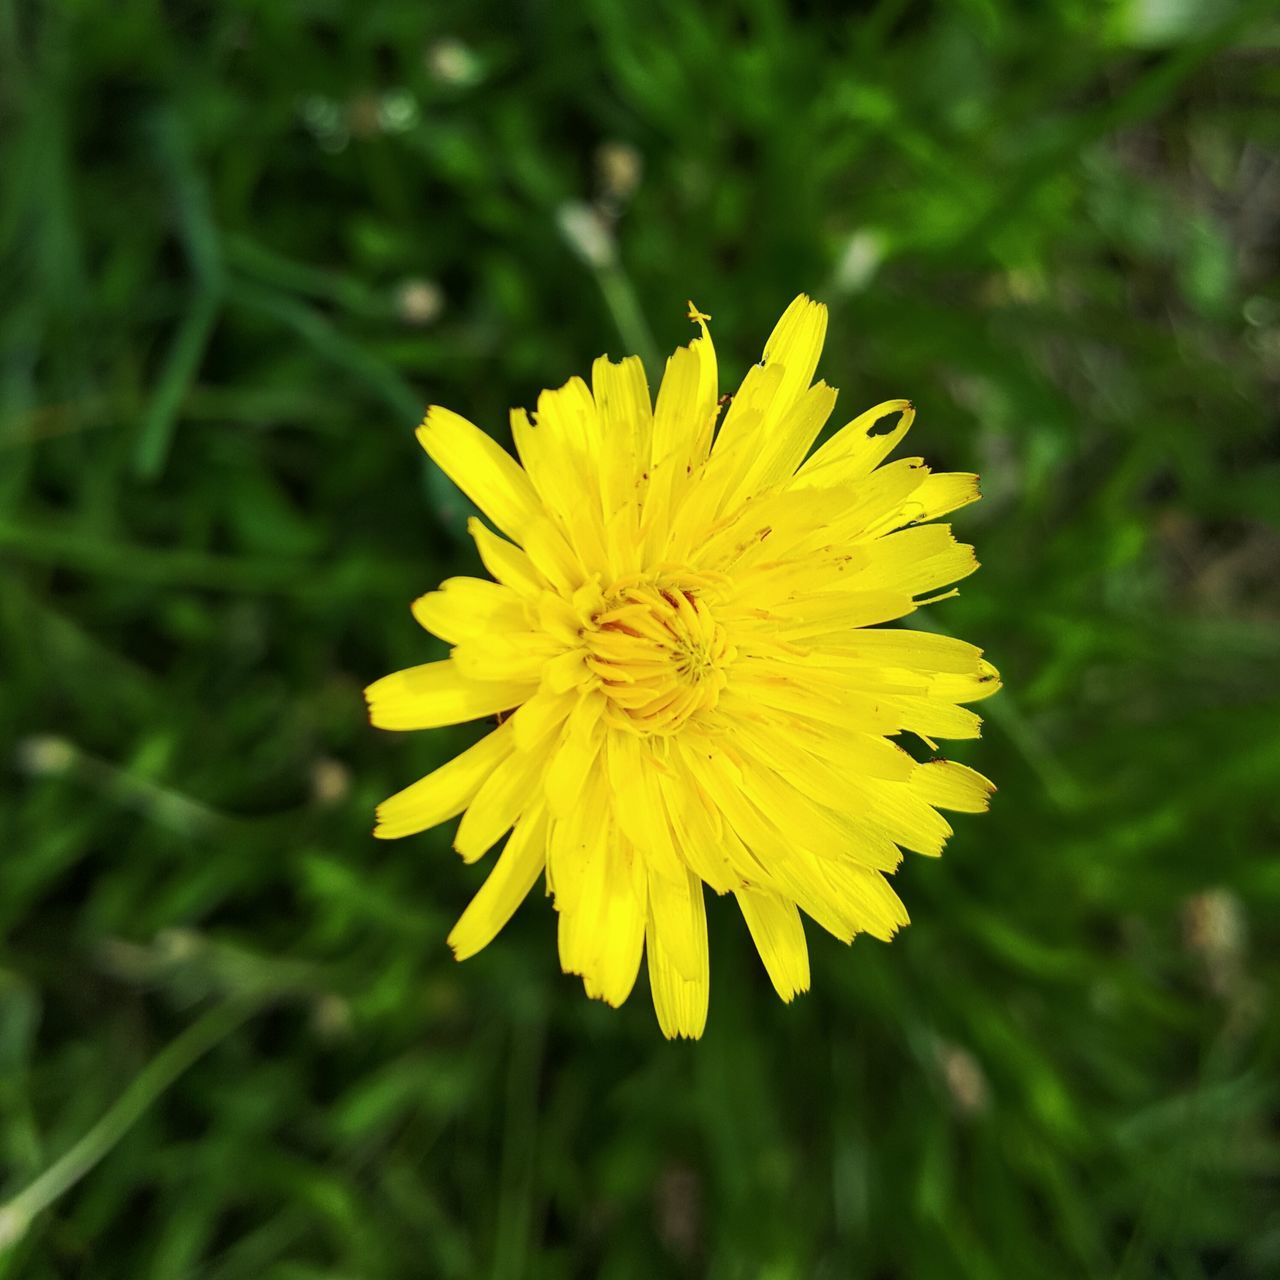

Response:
(0, 997), (260, 1251)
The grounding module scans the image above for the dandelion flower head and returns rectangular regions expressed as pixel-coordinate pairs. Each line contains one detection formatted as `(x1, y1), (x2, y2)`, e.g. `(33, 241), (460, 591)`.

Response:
(367, 296), (999, 1037)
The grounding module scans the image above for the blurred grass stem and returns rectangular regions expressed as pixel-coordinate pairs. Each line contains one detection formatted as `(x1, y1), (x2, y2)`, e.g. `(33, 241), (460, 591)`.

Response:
(557, 201), (660, 373)
(596, 264), (661, 376)
(0, 997), (260, 1251)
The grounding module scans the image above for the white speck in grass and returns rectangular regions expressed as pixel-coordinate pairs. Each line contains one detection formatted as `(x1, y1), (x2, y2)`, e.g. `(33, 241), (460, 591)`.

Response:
(395, 279), (444, 327)
(557, 202), (616, 270)
(378, 89), (419, 134)
(425, 38), (481, 87)
(937, 1041), (990, 1117)
(310, 993), (354, 1041)
(596, 140), (643, 207)
(155, 927), (204, 965)
(833, 228), (885, 294)
(299, 94), (349, 152)
(310, 757), (353, 805)
(15, 734), (76, 777)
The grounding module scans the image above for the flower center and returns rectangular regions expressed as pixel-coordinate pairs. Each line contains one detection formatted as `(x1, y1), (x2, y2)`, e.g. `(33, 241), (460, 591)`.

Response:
(584, 580), (734, 735)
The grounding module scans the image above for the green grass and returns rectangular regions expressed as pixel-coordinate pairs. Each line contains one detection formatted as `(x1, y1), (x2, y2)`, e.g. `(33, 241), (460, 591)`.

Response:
(3, 1), (1279, 1276)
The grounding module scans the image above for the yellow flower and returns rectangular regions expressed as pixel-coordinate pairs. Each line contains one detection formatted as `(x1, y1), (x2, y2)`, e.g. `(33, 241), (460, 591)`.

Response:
(367, 296), (999, 1038)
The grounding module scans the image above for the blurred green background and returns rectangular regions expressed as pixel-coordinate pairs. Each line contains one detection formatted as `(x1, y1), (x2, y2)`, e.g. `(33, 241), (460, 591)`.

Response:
(3, 1), (1279, 1276)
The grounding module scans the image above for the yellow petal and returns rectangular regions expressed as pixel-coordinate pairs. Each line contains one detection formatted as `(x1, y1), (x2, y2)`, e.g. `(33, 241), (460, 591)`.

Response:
(730, 588), (917, 638)
(881, 693), (985, 741)
(713, 813), (859, 944)
(453, 744), (547, 863)
(645, 851), (704, 980)
(511, 404), (609, 576)
(532, 376), (608, 548)
(519, 516), (583, 594)
(786, 456), (930, 545)
(820, 628), (987, 674)
(592, 354), (652, 510)
(767, 858), (860, 943)
(645, 344), (702, 540)
(729, 746), (902, 873)
(655, 763), (740, 894)
(688, 747), (899, 946)
(706, 295), (828, 497)
(686, 301), (719, 450)
(543, 696), (605, 817)
(927, 658), (1002, 704)
(535, 375), (598, 462)
(604, 735), (686, 885)
(858, 524), (978, 598)
(411, 577), (527, 644)
(646, 865), (708, 1039)
(374, 719), (515, 839)
(365, 661), (533, 731)
(545, 788), (592, 914)
(417, 406), (541, 540)
(895, 472), (981, 525)
(693, 479), (847, 573)
(674, 743), (814, 891)
(735, 886), (810, 1002)
(727, 702), (915, 784)
(759, 293), (828, 415)
(510, 686), (576, 752)
(727, 380), (838, 506)
(578, 840), (648, 1007)
(449, 804), (549, 960)
(467, 518), (547, 597)
(909, 760), (996, 813)
(719, 676), (899, 738)
(552, 770), (642, 1005)
(544, 647), (589, 694)
(818, 862), (910, 940)
(704, 360), (785, 485)
(795, 399), (914, 486)
(841, 776), (954, 857)
(451, 631), (563, 683)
